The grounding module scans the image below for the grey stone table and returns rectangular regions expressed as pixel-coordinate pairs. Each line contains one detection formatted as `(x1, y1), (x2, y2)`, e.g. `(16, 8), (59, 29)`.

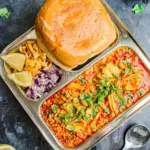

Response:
(0, 0), (150, 150)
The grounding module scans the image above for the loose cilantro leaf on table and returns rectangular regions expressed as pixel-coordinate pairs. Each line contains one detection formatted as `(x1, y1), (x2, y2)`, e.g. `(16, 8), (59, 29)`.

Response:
(132, 4), (144, 14)
(0, 8), (10, 18)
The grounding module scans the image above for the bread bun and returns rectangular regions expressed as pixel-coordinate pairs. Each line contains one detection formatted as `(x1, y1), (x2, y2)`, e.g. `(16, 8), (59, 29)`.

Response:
(35, 0), (118, 69)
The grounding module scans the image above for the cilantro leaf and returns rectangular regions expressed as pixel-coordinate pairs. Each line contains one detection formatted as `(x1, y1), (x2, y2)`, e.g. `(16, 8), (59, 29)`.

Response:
(83, 115), (89, 121)
(112, 73), (121, 79)
(79, 78), (87, 84)
(118, 96), (127, 106)
(104, 108), (110, 114)
(97, 94), (104, 103)
(52, 104), (59, 114)
(0, 8), (10, 18)
(100, 80), (108, 87)
(128, 64), (136, 71)
(138, 90), (145, 96)
(125, 68), (130, 75)
(122, 58), (131, 64)
(74, 118), (81, 123)
(80, 93), (93, 105)
(128, 93), (133, 98)
(66, 125), (75, 131)
(92, 106), (99, 118)
(132, 4), (144, 14)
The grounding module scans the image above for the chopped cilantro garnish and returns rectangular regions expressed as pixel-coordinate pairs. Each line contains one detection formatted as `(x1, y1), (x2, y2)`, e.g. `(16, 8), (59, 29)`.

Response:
(97, 88), (104, 94)
(66, 125), (75, 131)
(118, 96), (127, 106)
(92, 105), (99, 118)
(125, 68), (130, 75)
(80, 93), (93, 105)
(80, 109), (85, 116)
(93, 124), (97, 131)
(79, 109), (89, 121)
(0, 8), (10, 18)
(74, 118), (81, 123)
(104, 90), (109, 96)
(104, 108), (110, 114)
(112, 73), (121, 79)
(52, 104), (59, 114)
(138, 90), (144, 96)
(97, 94), (105, 103)
(83, 115), (89, 121)
(126, 47), (131, 52)
(79, 77), (87, 84)
(100, 80), (108, 87)
(128, 64), (136, 71)
(122, 59), (131, 64)
(71, 106), (76, 114)
(128, 93), (133, 98)
(132, 4), (144, 14)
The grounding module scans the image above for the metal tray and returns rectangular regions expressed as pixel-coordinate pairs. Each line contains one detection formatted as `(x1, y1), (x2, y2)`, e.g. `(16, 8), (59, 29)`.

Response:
(0, 0), (150, 150)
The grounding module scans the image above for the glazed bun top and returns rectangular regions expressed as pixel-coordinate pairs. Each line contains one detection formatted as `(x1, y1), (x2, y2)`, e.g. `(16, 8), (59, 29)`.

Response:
(35, 0), (118, 69)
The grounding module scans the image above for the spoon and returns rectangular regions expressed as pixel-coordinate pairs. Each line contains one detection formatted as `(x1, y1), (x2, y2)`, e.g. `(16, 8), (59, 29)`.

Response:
(122, 125), (150, 150)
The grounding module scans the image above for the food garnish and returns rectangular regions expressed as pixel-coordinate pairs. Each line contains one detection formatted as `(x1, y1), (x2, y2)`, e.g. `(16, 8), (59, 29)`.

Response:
(8, 71), (32, 87)
(0, 144), (16, 150)
(20, 40), (52, 77)
(26, 66), (62, 99)
(1, 40), (62, 99)
(1, 53), (25, 71)
(132, 4), (144, 14)
(0, 8), (10, 18)
(41, 47), (150, 148)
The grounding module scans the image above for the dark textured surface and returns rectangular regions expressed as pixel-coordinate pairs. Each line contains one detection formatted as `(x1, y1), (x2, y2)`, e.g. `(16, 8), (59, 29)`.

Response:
(0, 0), (150, 150)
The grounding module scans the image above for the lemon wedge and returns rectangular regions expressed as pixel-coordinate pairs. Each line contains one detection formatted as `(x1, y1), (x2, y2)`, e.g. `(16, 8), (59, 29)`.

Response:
(4, 63), (12, 74)
(1, 53), (25, 71)
(0, 144), (16, 150)
(7, 71), (32, 87)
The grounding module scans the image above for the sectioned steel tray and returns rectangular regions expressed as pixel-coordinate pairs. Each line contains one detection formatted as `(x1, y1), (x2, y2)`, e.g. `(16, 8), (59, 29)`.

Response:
(0, 0), (150, 150)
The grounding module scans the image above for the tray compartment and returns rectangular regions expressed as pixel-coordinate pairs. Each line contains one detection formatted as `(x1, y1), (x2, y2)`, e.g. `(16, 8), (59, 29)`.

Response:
(0, 0), (150, 150)
(38, 44), (150, 149)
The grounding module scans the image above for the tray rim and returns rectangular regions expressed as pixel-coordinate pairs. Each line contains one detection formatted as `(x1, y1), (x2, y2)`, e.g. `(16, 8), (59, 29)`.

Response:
(0, 0), (150, 150)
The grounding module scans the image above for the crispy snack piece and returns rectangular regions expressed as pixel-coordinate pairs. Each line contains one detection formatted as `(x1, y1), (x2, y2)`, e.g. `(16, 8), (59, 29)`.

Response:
(19, 40), (52, 76)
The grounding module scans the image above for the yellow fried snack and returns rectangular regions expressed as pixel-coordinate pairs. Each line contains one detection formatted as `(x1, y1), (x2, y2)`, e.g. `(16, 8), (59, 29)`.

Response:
(19, 40), (52, 76)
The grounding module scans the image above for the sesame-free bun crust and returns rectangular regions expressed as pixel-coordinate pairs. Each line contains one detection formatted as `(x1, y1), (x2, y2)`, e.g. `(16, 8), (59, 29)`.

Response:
(35, 0), (118, 69)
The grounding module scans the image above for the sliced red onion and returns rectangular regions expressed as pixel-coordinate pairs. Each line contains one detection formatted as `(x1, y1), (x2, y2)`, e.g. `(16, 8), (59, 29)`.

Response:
(26, 66), (62, 99)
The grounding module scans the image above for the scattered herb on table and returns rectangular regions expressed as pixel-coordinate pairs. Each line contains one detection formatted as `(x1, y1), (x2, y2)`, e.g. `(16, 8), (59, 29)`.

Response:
(132, 4), (144, 14)
(0, 8), (10, 18)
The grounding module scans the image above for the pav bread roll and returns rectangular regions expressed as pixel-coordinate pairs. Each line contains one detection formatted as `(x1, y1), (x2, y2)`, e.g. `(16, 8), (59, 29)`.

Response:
(35, 0), (118, 69)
